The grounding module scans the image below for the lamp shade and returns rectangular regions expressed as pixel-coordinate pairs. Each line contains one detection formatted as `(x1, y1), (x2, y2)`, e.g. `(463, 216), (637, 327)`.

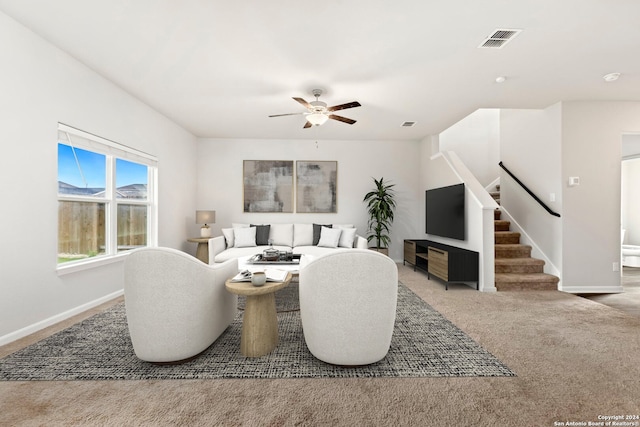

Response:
(196, 210), (216, 225)
(306, 113), (329, 126)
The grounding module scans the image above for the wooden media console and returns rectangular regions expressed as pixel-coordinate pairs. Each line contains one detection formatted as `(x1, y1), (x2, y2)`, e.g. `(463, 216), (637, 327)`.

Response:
(404, 239), (479, 290)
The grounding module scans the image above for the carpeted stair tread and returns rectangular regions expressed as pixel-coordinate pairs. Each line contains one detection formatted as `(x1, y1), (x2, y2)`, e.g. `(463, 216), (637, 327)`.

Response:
(494, 220), (510, 231)
(495, 257), (544, 265)
(495, 273), (559, 291)
(495, 231), (521, 244)
(495, 272), (559, 282)
(495, 244), (532, 258)
(495, 258), (545, 273)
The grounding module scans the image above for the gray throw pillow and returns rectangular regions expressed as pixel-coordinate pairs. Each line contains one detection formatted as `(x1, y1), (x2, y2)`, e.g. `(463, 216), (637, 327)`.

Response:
(251, 224), (271, 246)
(313, 223), (332, 246)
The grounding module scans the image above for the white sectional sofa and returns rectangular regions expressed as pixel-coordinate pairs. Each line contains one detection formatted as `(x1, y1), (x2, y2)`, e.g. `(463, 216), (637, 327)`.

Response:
(208, 223), (368, 264)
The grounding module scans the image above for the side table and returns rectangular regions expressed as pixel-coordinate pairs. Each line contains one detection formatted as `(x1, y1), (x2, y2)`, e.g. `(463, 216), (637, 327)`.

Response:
(187, 237), (210, 263)
(225, 273), (292, 357)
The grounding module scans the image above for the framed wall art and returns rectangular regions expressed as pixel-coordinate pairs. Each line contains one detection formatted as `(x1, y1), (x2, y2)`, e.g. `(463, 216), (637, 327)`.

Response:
(243, 160), (294, 213)
(296, 160), (337, 213)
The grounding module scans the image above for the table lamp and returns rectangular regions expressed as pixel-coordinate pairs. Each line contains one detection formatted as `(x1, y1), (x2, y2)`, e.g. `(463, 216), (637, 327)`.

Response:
(196, 210), (216, 237)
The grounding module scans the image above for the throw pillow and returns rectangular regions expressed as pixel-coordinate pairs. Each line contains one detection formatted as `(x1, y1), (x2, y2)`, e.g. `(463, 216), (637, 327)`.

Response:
(232, 223), (250, 229)
(269, 223), (294, 247)
(317, 226), (342, 248)
(338, 227), (357, 248)
(333, 224), (354, 229)
(234, 226), (257, 248)
(221, 228), (235, 248)
(313, 223), (332, 246)
(250, 224), (271, 246)
(293, 223), (313, 246)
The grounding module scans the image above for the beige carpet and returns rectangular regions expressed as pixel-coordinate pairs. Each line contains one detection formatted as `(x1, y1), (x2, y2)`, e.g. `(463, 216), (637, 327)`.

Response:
(1, 263), (639, 426)
(580, 266), (640, 318)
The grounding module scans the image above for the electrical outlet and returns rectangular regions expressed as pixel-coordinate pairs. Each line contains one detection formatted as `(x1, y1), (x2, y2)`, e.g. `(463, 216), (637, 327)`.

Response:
(613, 262), (620, 272)
(550, 193), (556, 202)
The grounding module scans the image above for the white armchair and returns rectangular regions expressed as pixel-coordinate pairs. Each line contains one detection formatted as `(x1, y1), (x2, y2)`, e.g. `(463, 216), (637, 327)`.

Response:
(124, 247), (238, 363)
(298, 249), (398, 365)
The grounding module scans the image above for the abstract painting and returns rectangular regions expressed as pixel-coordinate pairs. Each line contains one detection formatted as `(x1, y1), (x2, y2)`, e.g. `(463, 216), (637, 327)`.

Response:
(296, 161), (337, 213)
(243, 160), (293, 212)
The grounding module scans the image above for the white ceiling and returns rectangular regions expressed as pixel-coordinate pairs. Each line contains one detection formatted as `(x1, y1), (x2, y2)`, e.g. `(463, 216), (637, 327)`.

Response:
(1, 0), (639, 141)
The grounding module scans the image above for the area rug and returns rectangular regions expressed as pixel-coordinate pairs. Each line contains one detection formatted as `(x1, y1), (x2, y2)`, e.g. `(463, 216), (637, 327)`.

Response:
(0, 284), (515, 380)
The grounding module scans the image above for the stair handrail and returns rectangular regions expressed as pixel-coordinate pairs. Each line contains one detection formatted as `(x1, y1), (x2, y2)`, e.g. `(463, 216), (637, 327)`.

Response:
(498, 161), (561, 218)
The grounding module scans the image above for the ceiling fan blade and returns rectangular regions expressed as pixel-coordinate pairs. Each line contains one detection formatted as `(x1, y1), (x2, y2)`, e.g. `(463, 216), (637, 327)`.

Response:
(329, 114), (356, 125)
(268, 112), (304, 117)
(293, 97), (312, 109)
(303, 121), (313, 129)
(327, 101), (361, 112)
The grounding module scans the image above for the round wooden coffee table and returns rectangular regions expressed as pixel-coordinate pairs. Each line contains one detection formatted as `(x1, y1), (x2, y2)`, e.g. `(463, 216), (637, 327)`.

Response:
(225, 273), (292, 357)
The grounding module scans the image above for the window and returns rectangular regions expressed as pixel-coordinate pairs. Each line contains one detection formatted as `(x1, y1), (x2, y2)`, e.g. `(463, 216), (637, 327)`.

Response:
(57, 124), (157, 270)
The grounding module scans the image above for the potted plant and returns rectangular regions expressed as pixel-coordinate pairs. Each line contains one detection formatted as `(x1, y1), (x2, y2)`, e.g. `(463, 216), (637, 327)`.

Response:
(363, 177), (396, 256)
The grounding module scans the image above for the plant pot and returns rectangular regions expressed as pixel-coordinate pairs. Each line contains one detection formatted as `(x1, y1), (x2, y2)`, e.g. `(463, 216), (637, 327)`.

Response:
(369, 247), (389, 256)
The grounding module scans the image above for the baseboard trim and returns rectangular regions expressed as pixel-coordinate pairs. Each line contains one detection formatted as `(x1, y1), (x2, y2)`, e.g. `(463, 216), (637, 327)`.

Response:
(0, 289), (124, 347)
(560, 285), (624, 294)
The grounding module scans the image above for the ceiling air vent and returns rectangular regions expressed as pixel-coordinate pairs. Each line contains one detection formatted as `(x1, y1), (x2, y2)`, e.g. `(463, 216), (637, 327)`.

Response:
(478, 29), (522, 49)
(401, 121), (416, 127)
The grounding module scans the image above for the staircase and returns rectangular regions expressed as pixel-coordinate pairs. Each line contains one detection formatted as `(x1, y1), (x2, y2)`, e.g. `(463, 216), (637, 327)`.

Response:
(491, 187), (559, 291)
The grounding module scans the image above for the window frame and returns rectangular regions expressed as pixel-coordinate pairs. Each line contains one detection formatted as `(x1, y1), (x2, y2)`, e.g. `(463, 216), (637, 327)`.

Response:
(56, 123), (158, 275)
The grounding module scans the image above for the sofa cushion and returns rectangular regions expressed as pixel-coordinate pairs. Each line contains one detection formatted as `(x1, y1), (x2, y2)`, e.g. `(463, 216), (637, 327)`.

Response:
(250, 224), (271, 246)
(313, 223), (332, 245)
(337, 227), (357, 248)
(317, 226), (342, 248)
(293, 223), (313, 247)
(269, 223), (293, 247)
(234, 227), (257, 248)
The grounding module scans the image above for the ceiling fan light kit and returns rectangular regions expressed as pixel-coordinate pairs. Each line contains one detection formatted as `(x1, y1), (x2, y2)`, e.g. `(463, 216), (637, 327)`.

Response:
(269, 89), (361, 128)
(307, 112), (329, 126)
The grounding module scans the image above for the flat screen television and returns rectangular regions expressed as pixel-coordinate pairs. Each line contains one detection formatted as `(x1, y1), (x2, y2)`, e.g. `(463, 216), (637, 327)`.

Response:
(426, 183), (465, 240)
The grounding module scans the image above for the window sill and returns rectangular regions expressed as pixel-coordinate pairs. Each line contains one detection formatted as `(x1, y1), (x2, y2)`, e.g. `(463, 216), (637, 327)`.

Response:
(56, 252), (130, 276)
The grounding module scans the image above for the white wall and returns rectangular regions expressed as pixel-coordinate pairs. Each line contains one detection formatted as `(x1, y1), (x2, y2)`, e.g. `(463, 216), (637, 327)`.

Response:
(621, 158), (640, 245)
(439, 109), (500, 187)
(0, 11), (198, 342)
(196, 138), (422, 261)
(500, 105), (563, 276)
(621, 134), (640, 245)
(561, 101), (640, 292)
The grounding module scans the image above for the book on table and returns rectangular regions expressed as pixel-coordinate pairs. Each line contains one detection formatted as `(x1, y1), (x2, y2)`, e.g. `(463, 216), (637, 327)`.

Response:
(230, 268), (288, 283)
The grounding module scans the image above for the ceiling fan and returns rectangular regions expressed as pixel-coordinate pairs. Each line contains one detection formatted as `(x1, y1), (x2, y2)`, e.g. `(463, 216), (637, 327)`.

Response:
(269, 89), (361, 128)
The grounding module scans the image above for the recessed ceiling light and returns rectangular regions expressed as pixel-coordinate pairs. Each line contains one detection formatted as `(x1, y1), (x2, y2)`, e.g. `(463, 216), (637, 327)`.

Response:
(495, 76), (506, 83)
(603, 72), (621, 82)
